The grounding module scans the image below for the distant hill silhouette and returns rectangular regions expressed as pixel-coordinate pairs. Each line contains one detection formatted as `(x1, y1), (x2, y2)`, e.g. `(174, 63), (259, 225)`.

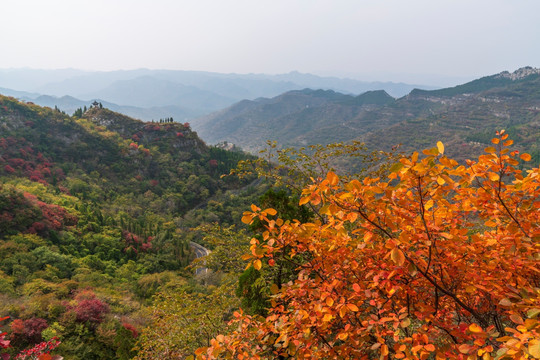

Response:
(193, 67), (540, 164)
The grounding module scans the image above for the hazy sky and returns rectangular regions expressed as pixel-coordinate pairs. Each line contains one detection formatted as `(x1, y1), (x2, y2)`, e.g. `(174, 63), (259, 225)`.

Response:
(2, 0), (539, 84)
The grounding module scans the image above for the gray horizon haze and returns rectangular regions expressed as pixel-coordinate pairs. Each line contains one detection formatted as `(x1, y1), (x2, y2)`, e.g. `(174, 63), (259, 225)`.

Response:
(1, 0), (539, 87)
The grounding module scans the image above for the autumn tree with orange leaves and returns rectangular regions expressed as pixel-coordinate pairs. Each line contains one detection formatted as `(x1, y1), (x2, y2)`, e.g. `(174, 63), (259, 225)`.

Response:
(195, 131), (539, 360)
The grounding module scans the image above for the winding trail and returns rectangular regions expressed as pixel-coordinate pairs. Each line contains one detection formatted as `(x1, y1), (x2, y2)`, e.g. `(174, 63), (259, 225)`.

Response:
(190, 241), (211, 275)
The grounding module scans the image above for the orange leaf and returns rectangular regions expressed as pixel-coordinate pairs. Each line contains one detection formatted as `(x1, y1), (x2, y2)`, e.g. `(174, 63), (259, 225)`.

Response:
(509, 314), (523, 324)
(391, 248), (406, 266)
(458, 344), (471, 354)
(424, 344), (435, 352)
(491, 138), (500, 144)
(469, 323), (483, 333)
(484, 146), (496, 154)
(264, 208), (277, 216)
(352, 283), (361, 293)
(520, 153), (531, 161)
(326, 297), (334, 307)
(327, 171), (339, 186)
(346, 303), (359, 312)
(253, 259), (262, 270)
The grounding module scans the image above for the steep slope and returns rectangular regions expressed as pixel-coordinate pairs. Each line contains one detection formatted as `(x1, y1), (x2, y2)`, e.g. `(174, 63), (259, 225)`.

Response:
(0, 96), (256, 358)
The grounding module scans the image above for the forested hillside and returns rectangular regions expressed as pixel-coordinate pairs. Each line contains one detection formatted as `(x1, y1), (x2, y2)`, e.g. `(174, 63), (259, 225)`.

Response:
(0, 96), (262, 359)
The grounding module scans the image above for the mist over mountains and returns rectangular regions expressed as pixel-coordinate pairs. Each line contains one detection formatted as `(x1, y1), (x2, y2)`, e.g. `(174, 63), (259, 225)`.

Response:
(0, 68), (433, 121)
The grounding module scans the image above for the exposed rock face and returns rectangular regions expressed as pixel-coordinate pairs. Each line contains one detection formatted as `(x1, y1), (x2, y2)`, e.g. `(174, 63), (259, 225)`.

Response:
(495, 66), (540, 80)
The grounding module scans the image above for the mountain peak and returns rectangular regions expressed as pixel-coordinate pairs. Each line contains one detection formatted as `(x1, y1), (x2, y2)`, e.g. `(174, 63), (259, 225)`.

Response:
(495, 66), (540, 80)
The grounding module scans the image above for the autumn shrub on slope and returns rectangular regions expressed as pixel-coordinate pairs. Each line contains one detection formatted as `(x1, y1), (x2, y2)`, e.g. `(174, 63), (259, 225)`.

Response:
(197, 131), (539, 359)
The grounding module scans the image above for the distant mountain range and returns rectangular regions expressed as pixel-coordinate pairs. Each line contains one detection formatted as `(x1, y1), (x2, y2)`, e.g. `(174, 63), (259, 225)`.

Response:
(0, 68), (433, 121)
(193, 67), (540, 163)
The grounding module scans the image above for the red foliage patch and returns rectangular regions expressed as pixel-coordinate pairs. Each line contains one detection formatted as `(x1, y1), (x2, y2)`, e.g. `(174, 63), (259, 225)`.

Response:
(122, 323), (139, 338)
(10, 318), (48, 344)
(72, 291), (109, 325)
(0, 138), (65, 185)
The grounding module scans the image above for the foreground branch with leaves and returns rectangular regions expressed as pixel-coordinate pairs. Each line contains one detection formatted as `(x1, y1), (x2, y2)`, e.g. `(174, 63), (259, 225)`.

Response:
(196, 131), (539, 360)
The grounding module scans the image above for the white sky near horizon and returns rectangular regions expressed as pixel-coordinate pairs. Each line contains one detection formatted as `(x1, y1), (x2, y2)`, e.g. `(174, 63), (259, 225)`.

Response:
(1, 0), (539, 85)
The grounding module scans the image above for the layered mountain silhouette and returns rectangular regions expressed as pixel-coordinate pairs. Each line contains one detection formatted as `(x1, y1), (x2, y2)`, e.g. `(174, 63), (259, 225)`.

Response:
(193, 67), (540, 163)
(0, 68), (431, 121)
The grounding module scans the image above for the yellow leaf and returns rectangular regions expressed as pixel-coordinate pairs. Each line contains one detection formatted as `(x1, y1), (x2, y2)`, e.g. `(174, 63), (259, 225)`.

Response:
(323, 313), (333, 322)
(437, 141), (445, 155)
(241, 215), (253, 224)
(485, 146), (496, 154)
(469, 323), (483, 333)
(488, 173), (500, 182)
(264, 208), (277, 216)
(437, 176), (445, 185)
(529, 339), (540, 358)
(391, 248), (406, 266)
(346, 303), (359, 312)
(389, 162), (404, 173)
(520, 153), (531, 161)
(270, 283), (279, 294)
(299, 196), (310, 206)
(253, 259), (262, 270)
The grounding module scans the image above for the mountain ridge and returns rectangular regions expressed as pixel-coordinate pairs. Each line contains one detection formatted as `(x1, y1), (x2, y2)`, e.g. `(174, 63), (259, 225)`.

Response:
(193, 67), (540, 163)
(0, 68), (435, 121)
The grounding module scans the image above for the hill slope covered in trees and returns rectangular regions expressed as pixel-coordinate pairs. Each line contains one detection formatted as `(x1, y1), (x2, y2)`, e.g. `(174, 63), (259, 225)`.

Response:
(0, 96), (260, 359)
